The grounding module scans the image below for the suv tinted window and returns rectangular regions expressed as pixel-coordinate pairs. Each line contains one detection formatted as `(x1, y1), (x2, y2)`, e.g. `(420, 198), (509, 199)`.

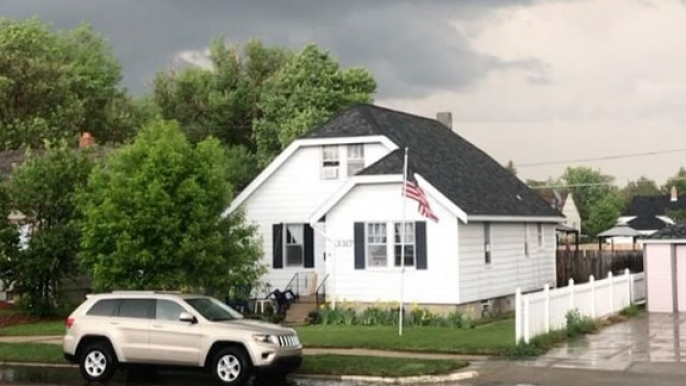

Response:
(117, 299), (154, 319)
(155, 300), (187, 321)
(86, 299), (120, 316)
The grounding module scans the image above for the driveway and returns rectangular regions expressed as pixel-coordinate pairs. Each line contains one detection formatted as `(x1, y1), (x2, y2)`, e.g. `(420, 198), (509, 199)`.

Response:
(526, 312), (686, 371)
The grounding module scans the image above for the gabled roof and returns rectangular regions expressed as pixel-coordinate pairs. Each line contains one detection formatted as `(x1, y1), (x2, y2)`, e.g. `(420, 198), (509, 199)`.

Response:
(536, 188), (569, 211)
(305, 104), (561, 217)
(624, 195), (686, 231)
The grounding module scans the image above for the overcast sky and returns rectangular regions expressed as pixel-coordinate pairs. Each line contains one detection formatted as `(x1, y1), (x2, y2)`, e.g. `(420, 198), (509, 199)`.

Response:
(3, 0), (686, 186)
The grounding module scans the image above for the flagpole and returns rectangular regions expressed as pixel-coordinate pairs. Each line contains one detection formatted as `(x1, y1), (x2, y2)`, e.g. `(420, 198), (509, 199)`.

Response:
(399, 147), (409, 336)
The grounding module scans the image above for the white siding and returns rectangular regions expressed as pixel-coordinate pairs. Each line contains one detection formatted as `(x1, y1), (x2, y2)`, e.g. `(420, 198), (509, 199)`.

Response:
(241, 142), (391, 295)
(459, 222), (556, 303)
(646, 244), (673, 313)
(323, 182), (460, 304)
(562, 194), (582, 233)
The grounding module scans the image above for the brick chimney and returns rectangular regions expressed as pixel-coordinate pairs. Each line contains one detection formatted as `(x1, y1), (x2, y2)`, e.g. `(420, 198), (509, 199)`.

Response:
(436, 112), (452, 129)
(79, 132), (95, 148)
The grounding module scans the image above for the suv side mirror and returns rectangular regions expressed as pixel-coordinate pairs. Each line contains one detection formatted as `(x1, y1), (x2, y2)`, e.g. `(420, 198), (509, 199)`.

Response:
(179, 312), (196, 324)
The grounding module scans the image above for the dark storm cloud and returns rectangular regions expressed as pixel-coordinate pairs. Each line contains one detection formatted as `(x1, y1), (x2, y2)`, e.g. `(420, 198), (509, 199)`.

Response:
(0, 0), (552, 97)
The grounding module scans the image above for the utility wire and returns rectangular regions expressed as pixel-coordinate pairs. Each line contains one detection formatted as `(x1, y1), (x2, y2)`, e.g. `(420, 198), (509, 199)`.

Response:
(517, 147), (686, 168)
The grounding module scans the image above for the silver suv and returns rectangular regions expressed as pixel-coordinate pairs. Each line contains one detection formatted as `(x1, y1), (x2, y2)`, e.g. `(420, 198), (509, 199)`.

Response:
(63, 291), (302, 385)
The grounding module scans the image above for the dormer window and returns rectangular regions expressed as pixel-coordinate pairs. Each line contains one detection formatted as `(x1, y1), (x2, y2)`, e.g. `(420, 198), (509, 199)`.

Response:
(347, 144), (365, 176)
(321, 145), (340, 179)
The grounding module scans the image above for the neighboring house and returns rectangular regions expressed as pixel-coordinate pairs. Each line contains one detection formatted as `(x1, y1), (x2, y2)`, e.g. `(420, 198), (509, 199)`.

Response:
(537, 189), (581, 245)
(0, 132), (100, 302)
(614, 189), (686, 239)
(224, 104), (564, 316)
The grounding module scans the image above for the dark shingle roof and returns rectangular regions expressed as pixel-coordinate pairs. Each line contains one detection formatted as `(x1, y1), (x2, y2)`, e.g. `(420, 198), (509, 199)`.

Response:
(647, 223), (686, 240)
(624, 195), (686, 231)
(305, 104), (561, 217)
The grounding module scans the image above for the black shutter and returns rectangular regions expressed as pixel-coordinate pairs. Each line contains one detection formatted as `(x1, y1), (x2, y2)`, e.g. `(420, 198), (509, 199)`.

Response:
(304, 224), (315, 268)
(415, 221), (427, 270)
(354, 222), (365, 270)
(272, 224), (283, 269)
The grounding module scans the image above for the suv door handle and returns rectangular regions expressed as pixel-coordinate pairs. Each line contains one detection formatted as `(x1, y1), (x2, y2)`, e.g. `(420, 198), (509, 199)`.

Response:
(151, 324), (163, 328)
(110, 321), (120, 326)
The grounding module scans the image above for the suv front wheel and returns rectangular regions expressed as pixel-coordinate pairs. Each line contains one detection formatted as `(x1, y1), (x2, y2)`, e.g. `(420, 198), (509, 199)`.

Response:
(210, 347), (250, 386)
(79, 342), (118, 382)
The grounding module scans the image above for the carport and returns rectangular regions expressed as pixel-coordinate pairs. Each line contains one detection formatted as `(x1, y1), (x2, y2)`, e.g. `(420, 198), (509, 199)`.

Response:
(642, 223), (686, 313)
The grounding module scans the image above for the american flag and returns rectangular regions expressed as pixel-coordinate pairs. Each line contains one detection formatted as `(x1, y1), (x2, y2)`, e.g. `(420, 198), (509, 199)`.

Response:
(405, 174), (439, 222)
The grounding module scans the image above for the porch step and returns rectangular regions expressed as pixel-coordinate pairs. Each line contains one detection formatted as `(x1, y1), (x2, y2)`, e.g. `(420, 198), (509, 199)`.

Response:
(297, 294), (318, 304)
(285, 302), (318, 324)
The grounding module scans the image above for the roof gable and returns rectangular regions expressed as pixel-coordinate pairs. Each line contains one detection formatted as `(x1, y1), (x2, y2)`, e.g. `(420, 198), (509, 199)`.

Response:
(305, 104), (561, 218)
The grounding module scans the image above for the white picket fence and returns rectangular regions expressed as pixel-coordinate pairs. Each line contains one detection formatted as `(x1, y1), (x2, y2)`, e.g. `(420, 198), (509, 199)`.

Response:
(515, 269), (646, 343)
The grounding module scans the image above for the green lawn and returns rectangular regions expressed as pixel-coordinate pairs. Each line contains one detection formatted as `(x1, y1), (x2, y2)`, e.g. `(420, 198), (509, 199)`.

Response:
(0, 343), (466, 377)
(300, 354), (467, 376)
(0, 342), (65, 363)
(0, 320), (65, 336)
(295, 319), (516, 356)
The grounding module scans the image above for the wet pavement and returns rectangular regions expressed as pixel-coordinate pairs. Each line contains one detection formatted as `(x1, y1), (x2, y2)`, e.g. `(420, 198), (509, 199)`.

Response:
(525, 312), (686, 371)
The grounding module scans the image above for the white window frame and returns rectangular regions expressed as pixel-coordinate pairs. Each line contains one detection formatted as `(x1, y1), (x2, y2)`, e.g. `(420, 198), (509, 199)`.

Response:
(484, 223), (492, 265)
(284, 223), (304, 267)
(394, 222), (415, 267)
(524, 223), (530, 258)
(321, 145), (340, 179)
(366, 223), (388, 267)
(347, 144), (365, 176)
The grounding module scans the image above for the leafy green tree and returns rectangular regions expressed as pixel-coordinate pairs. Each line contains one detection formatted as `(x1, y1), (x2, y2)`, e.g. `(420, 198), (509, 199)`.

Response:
(0, 143), (94, 316)
(79, 120), (264, 296)
(622, 176), (660, 203)
(561, 167), (616, 228)
(663, 167), (686, 196)
(0, 17), (141, 149)
(0, 181), (17, 280)
(254, 44), (376, 165)
(153, 39), (289, 148)
(666, 209), (686, 224)
(585, 190), (625, 237)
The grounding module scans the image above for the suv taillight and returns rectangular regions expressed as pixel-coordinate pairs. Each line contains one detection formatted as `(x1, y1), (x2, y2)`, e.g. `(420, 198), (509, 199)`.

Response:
(65, 317), (75, 329)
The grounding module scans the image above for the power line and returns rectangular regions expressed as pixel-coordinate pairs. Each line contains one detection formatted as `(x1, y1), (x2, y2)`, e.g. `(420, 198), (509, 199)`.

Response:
(528, 177), (686, 190)
(517, 147), (686, 168)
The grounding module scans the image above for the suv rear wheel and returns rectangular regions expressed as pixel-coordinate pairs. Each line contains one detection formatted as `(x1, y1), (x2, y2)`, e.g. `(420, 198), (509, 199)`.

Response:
(210, 347), (250, 386)
(79, 342), (117, 382)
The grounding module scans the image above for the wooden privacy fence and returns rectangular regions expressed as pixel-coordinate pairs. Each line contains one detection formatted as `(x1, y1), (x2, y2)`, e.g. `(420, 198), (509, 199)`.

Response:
(515, 269), (646, 344)
(556, 249), (643, 287)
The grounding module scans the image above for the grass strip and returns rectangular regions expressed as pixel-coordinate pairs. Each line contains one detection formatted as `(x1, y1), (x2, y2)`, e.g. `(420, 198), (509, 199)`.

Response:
(299, 354), (467, 377)
(295, 319), (515, 355)
(0, 321), (65, 336)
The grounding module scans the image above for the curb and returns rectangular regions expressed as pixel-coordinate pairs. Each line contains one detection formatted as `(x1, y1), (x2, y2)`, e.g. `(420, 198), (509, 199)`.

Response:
(295, 370), (479, 384)
(0, 361), (75, 368)
(0, 361), (479, 383)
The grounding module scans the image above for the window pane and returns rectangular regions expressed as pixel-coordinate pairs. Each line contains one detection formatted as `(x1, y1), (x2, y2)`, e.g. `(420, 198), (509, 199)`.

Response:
(286, 224), (303, 245)
(322, 146), (339, 162)
(286, 245), (304, 266)
(368, 245), (387, 266)
(347, 144), (364, 159)
(394, 245), (415, 266)
(117, 299), (153, 319)
(87, 299), (120, 317)
(156, 300), (187, 321)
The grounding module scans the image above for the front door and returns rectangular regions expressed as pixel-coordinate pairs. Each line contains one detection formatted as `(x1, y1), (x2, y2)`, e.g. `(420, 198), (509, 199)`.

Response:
(148, 299), (203, 365)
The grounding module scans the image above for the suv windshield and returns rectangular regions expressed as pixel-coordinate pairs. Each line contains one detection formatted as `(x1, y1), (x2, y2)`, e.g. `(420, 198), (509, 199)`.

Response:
(184, 297), (243, 321)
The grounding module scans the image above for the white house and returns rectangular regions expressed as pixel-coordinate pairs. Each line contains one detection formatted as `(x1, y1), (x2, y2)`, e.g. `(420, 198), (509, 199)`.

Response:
(224, 104), (564, 315)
